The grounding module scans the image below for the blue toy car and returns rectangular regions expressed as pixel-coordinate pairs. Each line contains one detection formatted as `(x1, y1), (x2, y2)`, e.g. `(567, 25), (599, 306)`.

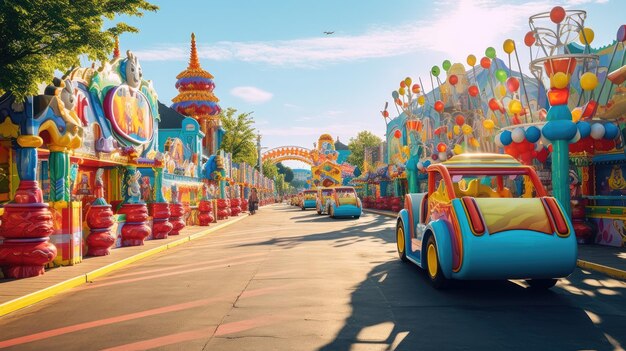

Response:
(328, 186), (362, 219)
(301, 189), (317, 210)
(396, 154), (577, 289)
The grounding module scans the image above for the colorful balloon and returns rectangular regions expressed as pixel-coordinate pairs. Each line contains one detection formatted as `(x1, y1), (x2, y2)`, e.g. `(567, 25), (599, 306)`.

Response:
(590, 123), (605, 140)
(455, 115), (465, 126)
(506, 77), (520, 92)
(431, 66), (441, 77)
(511, 128), (525, 143)
(453, 125), (461, 135)
(382, 110), (389, 118)
(483, 119), (495, 130)
(392, 91), (399, 99)
(580, 72), (598, 90)
(508, 99), (522, 114)
(449, 74), (458, 86)
(453, 144), (464, 155)
(467, 54), (477, 67)
(412, 84), (420, 94)
(400, 81), (406, 88)
(525, 126), (541, 143)
(395, 98), (402, 105)
(470, 137), (480, 148)
(524, 31), (536, 47)
(571, 107), (583, 123)
(468, 85), (479, 97)
(394, 129), (402, 139)
(500, 130), (513, 146)
(495, 69), (507, 83)
(462, 124), (473, 135)
(550, 6), (566, 24)
(495, 84), (506, 99)
(434, 100), (444, 113)
(437, 142), (447, 152)
(442, 60), (452, 71)
(485, 47), (496, 59)
(503, 39), (515, 54)
(417, 95), (425, 105)
(404, 77), (412, 87)
(579, 27), (594, 45)
(488, 98), (503, 112)
(604, 122), (619, 139)
(398, 87), (406, 96)
(577, 121), (591, 138)
(551, 72), (569, 89)
(618, 25), (626, 43)
(480, 57), (491, 69)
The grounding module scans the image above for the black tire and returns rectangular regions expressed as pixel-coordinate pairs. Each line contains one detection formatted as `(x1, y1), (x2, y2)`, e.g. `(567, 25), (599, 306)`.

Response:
(354, 216), (360, 219)
(396, 220), (408, 262)
(301, 206), (305, 211)
(425, 235), (448, 289)
(527, 279), (557, 289)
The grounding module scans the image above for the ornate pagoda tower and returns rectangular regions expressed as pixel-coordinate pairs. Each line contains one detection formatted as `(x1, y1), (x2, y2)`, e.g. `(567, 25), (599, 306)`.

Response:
(171, 33), (222, 157)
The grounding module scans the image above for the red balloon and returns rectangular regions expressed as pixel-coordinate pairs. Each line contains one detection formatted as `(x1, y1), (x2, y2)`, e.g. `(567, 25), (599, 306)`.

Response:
(434, 100), (444, 113)
(468, 85), (479, 97)
(394, 130), (402, 138)
(524, 31), (536, 47)
(480, 57), (491, 69)
(550, 6), (566, 24)
(412, 84), (420, 94)
(400, 81), (406, 88)
(382, 110), (389, 118)
(437, 142), (447, 152)
(431, 153), (438, 161)
(488, 98), (504, 113)
(506, 77), (520, 92)
(449, 75), (458, 86)
(455, 115), (465, 126)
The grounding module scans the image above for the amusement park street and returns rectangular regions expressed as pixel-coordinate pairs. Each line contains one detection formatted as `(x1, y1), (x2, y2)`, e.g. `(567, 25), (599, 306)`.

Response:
(1, 205), (626, 351)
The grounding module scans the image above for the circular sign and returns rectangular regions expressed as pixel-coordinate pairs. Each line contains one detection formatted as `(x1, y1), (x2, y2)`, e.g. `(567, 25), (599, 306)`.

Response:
(104, 85), (154, 145)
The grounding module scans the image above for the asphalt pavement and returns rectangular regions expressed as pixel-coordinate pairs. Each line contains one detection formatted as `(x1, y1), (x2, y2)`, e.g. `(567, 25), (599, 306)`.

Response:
(0, 204), (625, 351)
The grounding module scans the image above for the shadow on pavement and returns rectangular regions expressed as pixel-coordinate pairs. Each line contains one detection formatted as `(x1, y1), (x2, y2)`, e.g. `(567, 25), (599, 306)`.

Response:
(317, 259), (626, 351)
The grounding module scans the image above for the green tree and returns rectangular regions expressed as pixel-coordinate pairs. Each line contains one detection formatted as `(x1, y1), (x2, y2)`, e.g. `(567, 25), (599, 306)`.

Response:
(347, 131), (383, 168)
(219, 108), (258, 166)
(276, 163), (294, 183)
(0, 0), (158, 100)
(262, 160), (278, 180)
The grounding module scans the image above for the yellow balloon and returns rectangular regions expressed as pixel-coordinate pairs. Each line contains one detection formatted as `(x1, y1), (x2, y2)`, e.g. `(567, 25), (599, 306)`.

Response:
(571, 107), (583, 123)
(462, 124), (473, 135)
(482, 119), (495, 130)
(417, 95), (425, 105)
(398, 87), (406, 95)
(551, 72), (569, 89)
(503, 39), (516, 54)
(579, 27), (594, 45)
(467, 54), (477, 67)
(580, 72), (598, 91)
(508, 99), (522, 114)
(453, 125), (461, 135)
(470, 137), (481, 148)
(404, 77), (412, 87)
(402, 145), (410, 155)
(495, 84), (507, 99)
(453, 144), (464, 155)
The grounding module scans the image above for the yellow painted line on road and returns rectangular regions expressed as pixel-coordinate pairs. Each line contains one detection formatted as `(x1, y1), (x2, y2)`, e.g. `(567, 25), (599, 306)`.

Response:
(0, 214), (249, 318)
(577, 259), (626, 281)
(0, 276), (86, 317)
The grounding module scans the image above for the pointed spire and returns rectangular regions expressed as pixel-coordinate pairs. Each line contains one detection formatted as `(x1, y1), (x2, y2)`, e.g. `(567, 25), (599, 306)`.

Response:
(189, 32), (201, 69)
(113, 36), (120, 58)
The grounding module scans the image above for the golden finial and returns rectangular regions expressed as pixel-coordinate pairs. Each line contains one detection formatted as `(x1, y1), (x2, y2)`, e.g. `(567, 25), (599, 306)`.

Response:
(113, 36), (120, 58)
(189, 32), (201, 69)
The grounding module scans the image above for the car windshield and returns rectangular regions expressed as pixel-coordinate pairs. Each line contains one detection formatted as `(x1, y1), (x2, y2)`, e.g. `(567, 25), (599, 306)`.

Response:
(447, 170), (538, 199)
(335, 188), (356, 198)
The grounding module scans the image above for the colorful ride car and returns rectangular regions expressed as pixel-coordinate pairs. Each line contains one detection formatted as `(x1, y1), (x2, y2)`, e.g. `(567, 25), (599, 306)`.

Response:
(395, 153), (577, 289)
(301, 189), (317, 210)
(328, 186), (362, 219)
(316, 187), (335, 215)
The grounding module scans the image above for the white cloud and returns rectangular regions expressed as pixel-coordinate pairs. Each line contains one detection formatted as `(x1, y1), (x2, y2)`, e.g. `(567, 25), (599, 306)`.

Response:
(134, 0), (605, 67)
(230, 86), (273, 103)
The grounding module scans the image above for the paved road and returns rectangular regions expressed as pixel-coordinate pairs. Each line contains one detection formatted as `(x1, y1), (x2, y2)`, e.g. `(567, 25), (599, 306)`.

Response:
(1, 204), (625, 351)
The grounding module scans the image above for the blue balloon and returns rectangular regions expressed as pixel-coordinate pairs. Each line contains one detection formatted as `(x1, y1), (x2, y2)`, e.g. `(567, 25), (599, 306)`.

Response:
(577, 121), (591, 139)
(423, 160), (431, 168)
(543, 120), (577, 141)
(525, 126), (541, 143)
(500, 130), (513, 146)
(604, 122), (619, 140)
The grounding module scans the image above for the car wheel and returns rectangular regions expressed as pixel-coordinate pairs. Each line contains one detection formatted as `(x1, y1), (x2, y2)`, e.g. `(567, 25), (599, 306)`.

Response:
(396, 220), (408, 262)
(527, 279), (557, 289)
(301, 206), (305, 211)
(425, 235), (448, 289)
(354, 216), (360, 219)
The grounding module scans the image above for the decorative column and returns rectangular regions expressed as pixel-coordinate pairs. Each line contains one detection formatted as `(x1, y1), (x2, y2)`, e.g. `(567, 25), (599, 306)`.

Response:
(118, 167), (151, 246)
(198, 184), (214, 226)
(216, 198), (229, 220)
(85, 168), (116, 256)
(0, 136), (56, 278)
(168, 183), (185, 235)
(148, 158), (172, 239)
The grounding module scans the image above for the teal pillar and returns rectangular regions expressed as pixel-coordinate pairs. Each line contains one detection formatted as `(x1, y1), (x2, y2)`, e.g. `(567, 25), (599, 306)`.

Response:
(153, 166), (165, 203)
(49, 149), (69, 203)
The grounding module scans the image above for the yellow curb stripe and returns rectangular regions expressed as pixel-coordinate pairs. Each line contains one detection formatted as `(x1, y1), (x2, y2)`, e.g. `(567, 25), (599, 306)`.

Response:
(577, 259), (626, 280)
(0, 276), (86, 317)
(0, 214), (249, 318)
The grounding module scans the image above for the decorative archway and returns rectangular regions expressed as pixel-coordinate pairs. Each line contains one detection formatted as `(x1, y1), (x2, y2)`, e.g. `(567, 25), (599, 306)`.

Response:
(261, 146), (313, 166)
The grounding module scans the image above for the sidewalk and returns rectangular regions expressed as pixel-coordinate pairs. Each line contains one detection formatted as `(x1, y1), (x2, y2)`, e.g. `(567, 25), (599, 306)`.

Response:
(0, 214), (249, 317)
(364, 208), (626, 281)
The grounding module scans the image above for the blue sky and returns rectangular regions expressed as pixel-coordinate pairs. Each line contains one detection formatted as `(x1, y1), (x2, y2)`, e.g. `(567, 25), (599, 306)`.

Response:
(109, 0), (623, 168)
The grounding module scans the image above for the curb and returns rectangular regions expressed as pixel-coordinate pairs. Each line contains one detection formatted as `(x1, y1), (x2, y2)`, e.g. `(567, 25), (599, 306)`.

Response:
(364, 209), (626, 281)
(576, 259), (626, 281)
(0, 214), (249, 317)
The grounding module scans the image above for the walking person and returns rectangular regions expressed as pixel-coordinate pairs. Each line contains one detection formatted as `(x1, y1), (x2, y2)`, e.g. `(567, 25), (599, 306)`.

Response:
(248, 188), (259, 215)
